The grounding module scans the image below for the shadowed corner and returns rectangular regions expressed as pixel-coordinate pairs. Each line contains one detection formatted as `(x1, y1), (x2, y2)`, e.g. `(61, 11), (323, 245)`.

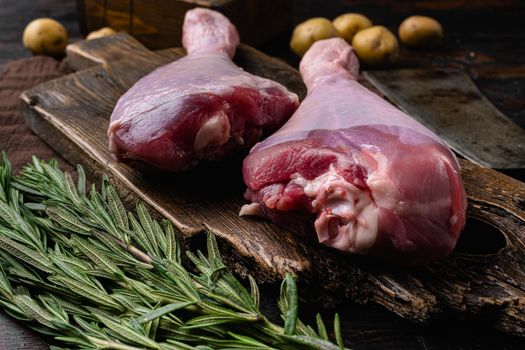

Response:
(454, 218), (507, 256)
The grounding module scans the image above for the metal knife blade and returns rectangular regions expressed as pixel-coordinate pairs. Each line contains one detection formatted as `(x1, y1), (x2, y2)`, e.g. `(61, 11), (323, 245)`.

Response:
(363, 68), (525, 169)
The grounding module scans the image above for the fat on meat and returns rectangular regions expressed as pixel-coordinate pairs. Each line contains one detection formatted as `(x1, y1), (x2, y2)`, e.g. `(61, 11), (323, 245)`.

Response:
(241, 38), (467, 264)
(108, 8), (299, 171)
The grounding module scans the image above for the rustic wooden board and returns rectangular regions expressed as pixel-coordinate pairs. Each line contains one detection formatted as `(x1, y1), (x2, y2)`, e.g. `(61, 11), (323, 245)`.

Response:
(20, 33), (525, 337)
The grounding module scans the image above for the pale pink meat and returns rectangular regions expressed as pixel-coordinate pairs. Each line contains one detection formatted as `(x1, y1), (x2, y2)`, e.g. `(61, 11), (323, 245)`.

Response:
(241, 38), (467, 264)
(108, 8), (299, 171)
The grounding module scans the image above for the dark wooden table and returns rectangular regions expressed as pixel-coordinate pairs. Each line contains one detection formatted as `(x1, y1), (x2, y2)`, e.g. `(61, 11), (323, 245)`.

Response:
(1, 0), (525, 349)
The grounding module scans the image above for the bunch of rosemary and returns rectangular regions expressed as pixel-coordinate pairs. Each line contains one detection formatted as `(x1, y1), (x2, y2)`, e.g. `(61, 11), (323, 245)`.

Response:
(0, 153), (347, 350)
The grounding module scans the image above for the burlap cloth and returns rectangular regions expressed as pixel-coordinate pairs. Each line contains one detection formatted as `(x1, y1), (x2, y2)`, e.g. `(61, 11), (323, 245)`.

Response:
(0, 56), (74, 172)
(0, 56), (86, 349)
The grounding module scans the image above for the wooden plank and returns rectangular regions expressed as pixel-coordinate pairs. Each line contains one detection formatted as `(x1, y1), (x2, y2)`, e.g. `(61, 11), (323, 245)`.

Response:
(77, 0), (293, 48)
(0, 313), (47, 350)
(82, 0), (132, 33)
(20, 33), (525, 337)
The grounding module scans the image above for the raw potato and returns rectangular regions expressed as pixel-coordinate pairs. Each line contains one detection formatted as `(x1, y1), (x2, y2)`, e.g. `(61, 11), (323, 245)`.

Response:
(399, 16), (443, 47)
(290, 18), (339, 56)
(23, 18), (68, 56)
(333, 13), (373, 43)
(351, 26), (399, 65)
(87, 27), (117, 40)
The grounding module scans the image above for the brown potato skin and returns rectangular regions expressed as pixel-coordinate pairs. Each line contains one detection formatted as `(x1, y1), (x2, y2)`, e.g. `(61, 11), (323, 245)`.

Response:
(23, 18), (68, 56)
(399, 16), (443, 48)
(333, 13), (373, 43)
(351, 25), (399, 65)
(87, 27), (117, 40)
(290, 18), (339, 56)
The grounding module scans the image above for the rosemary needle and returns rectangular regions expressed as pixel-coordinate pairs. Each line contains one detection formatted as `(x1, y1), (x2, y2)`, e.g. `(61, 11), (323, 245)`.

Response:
(0, 152), (348, 350)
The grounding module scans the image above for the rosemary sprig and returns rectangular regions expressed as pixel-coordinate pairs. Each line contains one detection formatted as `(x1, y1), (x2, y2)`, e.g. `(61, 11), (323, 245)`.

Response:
(0, 152), (349, 349)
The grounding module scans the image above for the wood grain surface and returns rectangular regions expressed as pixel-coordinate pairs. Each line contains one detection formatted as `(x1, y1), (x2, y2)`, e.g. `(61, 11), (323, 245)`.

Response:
(2, 0), (525, 349)
(0, 313), (48, 350)
(19, 33), (525, 338)
(78, 0), (293, 48)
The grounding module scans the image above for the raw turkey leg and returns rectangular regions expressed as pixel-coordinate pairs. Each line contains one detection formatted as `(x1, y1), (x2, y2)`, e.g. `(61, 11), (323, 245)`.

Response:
(241, 38), (467, 264)
(108, 8), (299, 171)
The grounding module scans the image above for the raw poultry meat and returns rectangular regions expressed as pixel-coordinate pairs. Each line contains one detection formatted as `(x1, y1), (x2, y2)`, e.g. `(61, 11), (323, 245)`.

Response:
(108, 8), (299, 171)
(241, 38), (467, 264)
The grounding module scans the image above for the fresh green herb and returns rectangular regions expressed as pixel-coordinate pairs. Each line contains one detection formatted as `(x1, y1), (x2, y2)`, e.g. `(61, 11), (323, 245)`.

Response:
(0, 152), (349, 349)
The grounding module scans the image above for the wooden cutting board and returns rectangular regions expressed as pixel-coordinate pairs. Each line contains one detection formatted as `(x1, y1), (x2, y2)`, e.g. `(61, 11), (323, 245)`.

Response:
(20, 33), (525, 337)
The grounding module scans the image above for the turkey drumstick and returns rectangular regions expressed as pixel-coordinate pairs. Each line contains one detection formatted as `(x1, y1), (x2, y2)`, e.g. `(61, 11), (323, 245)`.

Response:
(241, 38), (467, 264)
(108, 8), (299, 171)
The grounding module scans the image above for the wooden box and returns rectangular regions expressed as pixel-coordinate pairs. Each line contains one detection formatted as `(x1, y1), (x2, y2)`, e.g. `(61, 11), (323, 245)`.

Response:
(76, 0), (294, 49)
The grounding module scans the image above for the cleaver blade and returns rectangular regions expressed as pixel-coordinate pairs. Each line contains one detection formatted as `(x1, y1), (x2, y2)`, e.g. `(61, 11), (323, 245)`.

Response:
(363, 68), (525, 169)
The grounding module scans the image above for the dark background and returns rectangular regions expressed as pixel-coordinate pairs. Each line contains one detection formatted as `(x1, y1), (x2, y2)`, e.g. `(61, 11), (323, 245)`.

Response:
(1, 0), (525, 349)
